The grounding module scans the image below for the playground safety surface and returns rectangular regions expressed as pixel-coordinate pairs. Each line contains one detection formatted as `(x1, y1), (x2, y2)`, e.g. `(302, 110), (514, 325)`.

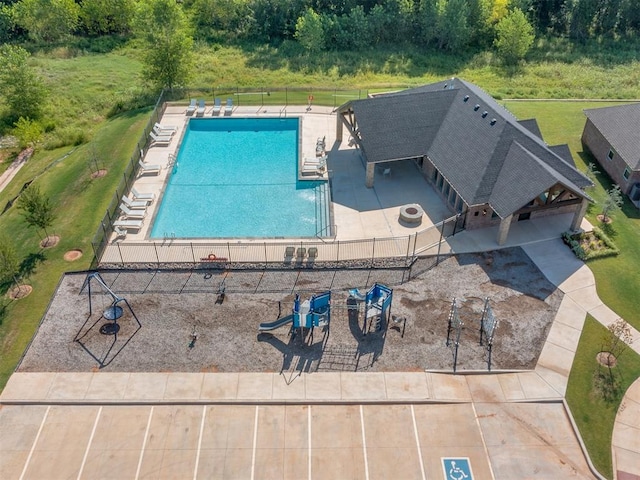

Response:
(17, 247), (561, 374)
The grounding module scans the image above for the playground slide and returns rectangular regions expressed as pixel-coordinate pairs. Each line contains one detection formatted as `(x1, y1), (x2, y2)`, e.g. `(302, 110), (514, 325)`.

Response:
(258, 314), (294, 332)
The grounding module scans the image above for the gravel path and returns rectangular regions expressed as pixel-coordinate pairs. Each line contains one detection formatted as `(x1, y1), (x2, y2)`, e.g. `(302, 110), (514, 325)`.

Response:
(18, 247), (561, 373)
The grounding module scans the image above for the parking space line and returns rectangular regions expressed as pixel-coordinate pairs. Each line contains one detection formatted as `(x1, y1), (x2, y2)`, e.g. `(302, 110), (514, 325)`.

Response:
(19, 405), (50, 480)
(77, 406), (102, 480)
(308, 406), (312, 480)
(251, 406), (259, 480)
(135, 406), (154, 480)
(411, 405), (426, 480)
(193, 405), (207, 480)
(360, 405), (369, 480)
(471, 402), (496, 480)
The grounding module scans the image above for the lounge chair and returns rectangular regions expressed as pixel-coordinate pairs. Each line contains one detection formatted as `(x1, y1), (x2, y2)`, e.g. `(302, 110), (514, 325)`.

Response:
(119, 204), (146, 219)
(153, 125), (176, 137)
(113, 226), (128, 239)
(308, 247), (318, 260)
(138, 160), (162, 175)
(131, 187), (155, 203)
(154, 122), (177, 133)
(196, 99), (206, 117)
(149, 131), (172, 147)
(284, 246), (295, 262)
(186, 98), (197, 115)
(114, 219), (144, 231)
(301, 164), (321, 176)
(121, 195), (150, 210)
(212, 98), (222, 116)
(224, 98), (233, 116)
(296, 247), (306, 261)
(316, 136), (326, 156)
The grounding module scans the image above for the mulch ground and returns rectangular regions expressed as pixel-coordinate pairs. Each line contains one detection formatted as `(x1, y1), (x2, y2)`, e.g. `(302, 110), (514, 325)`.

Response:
(17, 247), (561, 374)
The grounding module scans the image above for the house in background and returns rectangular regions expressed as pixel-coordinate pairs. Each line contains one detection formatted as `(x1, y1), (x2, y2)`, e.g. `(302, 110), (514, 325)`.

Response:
(336, 78), (593, 245)
(582, 103), (640, 208)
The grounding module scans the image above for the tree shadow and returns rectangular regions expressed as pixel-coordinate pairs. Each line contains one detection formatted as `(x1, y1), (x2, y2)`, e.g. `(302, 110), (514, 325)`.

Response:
(19, 252), (46, 279)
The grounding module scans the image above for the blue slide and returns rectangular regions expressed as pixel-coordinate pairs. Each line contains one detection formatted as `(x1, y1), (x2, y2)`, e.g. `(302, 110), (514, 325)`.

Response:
(258, 314), (294, 332)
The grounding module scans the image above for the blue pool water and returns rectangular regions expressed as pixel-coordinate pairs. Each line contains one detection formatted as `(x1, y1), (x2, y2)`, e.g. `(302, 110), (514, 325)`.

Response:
(150, 118), (328, 238)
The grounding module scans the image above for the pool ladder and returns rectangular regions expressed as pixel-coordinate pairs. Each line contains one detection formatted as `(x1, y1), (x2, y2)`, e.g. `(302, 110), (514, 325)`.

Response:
(167, 153), (177, 171)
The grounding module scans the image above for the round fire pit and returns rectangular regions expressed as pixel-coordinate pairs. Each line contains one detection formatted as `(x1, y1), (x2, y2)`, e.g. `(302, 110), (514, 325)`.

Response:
(399, 204), (424, 225)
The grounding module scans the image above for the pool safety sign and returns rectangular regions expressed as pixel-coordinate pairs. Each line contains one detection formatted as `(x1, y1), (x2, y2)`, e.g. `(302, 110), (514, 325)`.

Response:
(442, 458), (473, 480)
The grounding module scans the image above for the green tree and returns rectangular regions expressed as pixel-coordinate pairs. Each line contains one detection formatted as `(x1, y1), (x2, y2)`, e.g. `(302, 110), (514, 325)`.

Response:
(417, 0), (438, 45)
(134, 0), (194, 90)
(601, 184), (623, 222)
(569, 0), (598, 41)
(0, 45), (48, 122)
(12, 0), (80, 42)
(17, 184), (56, 245)
(12, 117), (43, 149)
(79, 0), (133, 36)
(0, 237), (21, 290)
(494, 8), (535, 65)
(294, 7), (325, 52)
(436, 0), (470, 51)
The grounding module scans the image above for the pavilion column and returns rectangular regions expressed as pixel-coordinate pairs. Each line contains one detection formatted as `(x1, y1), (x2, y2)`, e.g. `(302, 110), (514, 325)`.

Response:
(365, 163), (375, 188)
(570, 198), (589, 231)
(336, 114), (343, 142)
(496, 214), (513, 245)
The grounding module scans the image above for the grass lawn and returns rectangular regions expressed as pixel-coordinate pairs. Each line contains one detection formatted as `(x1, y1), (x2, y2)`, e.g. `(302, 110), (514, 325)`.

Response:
(566, 315), (640, 479)
(0, 110), (149, 389)
(504, 101), (640, 330)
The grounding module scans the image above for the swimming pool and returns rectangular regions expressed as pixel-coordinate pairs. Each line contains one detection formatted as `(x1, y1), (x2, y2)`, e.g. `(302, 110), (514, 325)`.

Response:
(150, 117), (329, 238)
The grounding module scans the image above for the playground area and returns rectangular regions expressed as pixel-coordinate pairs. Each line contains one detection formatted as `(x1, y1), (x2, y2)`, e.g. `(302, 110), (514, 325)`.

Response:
(17, 247), (562, 374)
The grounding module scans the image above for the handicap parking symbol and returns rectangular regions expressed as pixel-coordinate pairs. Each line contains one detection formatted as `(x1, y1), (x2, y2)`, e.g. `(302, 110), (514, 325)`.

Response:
(442, 457), (473, 480)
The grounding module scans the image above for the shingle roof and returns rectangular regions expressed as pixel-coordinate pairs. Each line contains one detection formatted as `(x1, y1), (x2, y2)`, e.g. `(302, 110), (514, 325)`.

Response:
(348, 78), (592, 218)
(584, 103), (640, 169)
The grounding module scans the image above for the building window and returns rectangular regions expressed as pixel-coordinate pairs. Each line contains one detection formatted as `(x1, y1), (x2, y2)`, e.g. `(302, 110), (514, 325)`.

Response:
(623, 167), (631, 180)
(607, 149), (615, 161)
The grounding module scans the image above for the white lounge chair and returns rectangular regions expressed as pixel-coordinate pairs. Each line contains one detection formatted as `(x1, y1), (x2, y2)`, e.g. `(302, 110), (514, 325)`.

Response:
(154, 122), (177, 133)
(196, 99), (206, 117)
(304, 155), (326, 167)
(121, 195), (149, 210)
(153, 125), (176, 137)
(149, 131), (172, 146)
(224, 98), (233, 116)
(301, 164), (322, 176)
(114, 219), (144, 231)
(138, 160), (162, 175)
(119, 204), (146, 219)
(186, 98), (197, 115)
(131, 187), (155, 203)
(316, 136), (326, 156)
(113, 226), (128, 239)
(212, 98), (222, 116)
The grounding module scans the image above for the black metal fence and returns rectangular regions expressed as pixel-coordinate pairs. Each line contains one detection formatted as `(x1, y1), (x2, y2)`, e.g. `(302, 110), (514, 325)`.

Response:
(91, 86), (465, 270)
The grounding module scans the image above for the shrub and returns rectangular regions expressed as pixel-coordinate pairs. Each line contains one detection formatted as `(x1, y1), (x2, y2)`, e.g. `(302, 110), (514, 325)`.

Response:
(562, 228), (619, 261)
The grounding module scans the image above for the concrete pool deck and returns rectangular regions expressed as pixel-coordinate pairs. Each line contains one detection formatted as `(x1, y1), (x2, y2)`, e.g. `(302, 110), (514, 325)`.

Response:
(118, 104), (452, 245)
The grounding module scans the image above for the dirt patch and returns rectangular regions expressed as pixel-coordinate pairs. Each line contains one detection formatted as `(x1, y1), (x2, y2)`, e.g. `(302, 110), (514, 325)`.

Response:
(8, 285), (32, 300)
(17, 247), (562, 374)
(64, 249), (83, 261)
(40, 235), (60, 248)
(597, 351), (617, 367)
(90, 169), (107, 179)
